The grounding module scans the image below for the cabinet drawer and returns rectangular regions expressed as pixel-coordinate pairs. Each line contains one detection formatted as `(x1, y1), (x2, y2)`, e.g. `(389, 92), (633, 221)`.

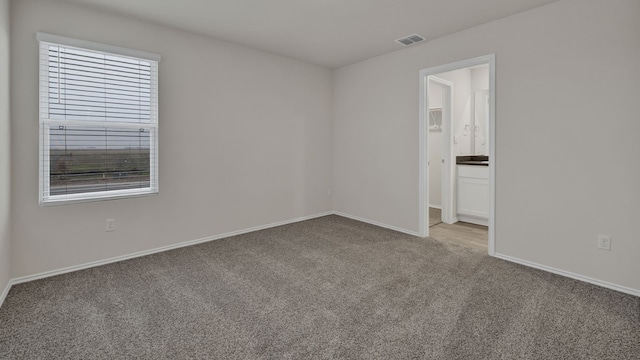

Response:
(457, 165), (488, 179)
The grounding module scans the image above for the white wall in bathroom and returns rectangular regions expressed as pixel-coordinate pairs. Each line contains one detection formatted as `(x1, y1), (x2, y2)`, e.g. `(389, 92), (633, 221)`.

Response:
(436, 69), (472, 155)
(471, 66), (490, 155)
(428, 82), (443, 109)
(471, 66), (489, 92)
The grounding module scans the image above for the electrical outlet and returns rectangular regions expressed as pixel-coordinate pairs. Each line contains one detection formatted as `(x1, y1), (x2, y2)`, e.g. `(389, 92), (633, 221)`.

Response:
(327, 188), (332, 196)
(106, 219), (116, 232)
(597, 234), (611, 251)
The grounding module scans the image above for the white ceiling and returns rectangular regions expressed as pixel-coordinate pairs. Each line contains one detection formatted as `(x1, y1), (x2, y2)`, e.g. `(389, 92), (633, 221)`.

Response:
(60, 0), (560, 69)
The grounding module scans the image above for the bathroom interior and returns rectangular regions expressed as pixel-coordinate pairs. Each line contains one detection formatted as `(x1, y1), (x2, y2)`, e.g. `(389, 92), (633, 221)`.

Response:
(428, 64), (489, 249)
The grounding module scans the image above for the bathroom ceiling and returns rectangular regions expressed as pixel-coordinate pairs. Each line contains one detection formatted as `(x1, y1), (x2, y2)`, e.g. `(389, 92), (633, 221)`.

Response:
(60, 0), (560, 69)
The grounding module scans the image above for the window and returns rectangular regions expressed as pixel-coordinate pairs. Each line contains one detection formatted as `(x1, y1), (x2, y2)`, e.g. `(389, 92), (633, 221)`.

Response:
(38, 33), (160, 205)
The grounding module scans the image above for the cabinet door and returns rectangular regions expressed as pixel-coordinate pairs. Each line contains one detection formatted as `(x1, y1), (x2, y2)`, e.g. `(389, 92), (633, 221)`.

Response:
(457, 177), (489, 219)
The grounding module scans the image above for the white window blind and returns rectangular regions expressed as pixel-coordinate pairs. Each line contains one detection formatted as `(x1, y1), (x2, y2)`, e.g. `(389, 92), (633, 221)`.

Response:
(38, 33), (160, 205)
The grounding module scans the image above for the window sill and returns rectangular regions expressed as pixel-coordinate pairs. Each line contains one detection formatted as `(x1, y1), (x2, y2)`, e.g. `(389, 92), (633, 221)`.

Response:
(40, 188), (158, 206)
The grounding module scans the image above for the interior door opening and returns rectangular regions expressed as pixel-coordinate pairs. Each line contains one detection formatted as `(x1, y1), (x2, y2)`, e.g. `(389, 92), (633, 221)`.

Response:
(419, 55), (496, 256)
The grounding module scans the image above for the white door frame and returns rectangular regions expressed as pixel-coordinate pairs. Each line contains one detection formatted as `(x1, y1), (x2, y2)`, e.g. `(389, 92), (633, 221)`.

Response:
(426, 76), (454, 223)
(418, 54), (496, 256)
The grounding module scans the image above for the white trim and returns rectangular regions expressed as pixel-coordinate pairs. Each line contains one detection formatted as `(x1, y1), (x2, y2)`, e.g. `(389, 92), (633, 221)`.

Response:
(36, 32), (161, 62)
(418, 54), (496, 257)
(487, 56), (496, 257)
(41, 188), (158, 207)
(9, 212), (333, 286)
(427, 77), (454, 226)
(0, 281), (10, 309)
(458, 215), (488, 227)
(428, 204), (442, 210)
(494, 253), (640, 297)
(333, 211), (421, 237)
(418, 73), (427, 236)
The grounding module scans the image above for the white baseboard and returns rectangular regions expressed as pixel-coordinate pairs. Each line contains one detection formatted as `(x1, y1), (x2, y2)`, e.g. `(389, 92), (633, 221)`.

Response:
(428, 204), (442, 210)
(447, 216), (459, 224)
(333, 211), (420, 237)
(458, 215), (488, 226)
(0, 280), (10, 309)
(9, 212), (334, 288)
(494, 253), (640, 297)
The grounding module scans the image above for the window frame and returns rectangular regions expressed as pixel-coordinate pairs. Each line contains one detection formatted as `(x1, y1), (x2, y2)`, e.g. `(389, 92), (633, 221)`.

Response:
(37, 33), (161, 206)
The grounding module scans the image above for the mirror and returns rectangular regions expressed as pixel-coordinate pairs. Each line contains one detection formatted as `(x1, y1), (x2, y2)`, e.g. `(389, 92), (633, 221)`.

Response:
(473, 90), (489, 155)
(429, 108), (442, 130)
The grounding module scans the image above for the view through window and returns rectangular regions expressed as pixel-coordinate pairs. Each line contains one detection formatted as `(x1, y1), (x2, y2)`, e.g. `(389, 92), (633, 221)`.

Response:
(38, 33), (160, 204)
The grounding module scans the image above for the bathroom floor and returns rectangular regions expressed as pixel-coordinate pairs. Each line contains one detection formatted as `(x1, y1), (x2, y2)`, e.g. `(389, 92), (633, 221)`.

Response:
(429, 207), (488, 251)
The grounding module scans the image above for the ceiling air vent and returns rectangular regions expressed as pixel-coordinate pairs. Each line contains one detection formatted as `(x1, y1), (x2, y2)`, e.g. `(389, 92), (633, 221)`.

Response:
(395, 34), (426, 46)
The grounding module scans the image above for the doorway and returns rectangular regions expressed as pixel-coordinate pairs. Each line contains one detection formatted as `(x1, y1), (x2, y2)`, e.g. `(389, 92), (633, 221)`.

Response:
(419, 54), (496, 256)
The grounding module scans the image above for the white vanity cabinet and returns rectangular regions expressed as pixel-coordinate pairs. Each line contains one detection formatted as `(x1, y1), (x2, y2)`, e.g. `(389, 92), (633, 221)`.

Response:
(457, 165), (489, 226)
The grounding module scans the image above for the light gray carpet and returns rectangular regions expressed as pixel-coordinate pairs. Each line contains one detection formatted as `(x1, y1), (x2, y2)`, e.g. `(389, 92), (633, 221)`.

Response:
(0, 215), (638, 359)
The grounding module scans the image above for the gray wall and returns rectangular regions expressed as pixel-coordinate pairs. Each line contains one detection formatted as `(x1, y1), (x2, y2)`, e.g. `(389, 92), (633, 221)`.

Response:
(333, 0), (640, 291)
(10, 0), (334, 278)
(0, 0), (10, 296)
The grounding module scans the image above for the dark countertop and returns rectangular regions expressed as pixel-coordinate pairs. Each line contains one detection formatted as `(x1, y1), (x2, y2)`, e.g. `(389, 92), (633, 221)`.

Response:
(456, 155), (489, 166)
